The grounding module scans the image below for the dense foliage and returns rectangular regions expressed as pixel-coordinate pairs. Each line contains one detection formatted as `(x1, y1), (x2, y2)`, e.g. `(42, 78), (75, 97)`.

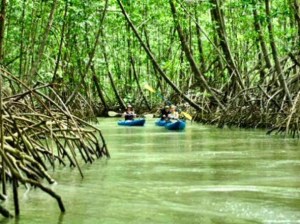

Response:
(0, 0), (299, 125)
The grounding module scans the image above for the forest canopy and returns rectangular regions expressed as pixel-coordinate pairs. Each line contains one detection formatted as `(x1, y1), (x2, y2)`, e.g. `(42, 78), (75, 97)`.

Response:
(0, 0), (299, 131)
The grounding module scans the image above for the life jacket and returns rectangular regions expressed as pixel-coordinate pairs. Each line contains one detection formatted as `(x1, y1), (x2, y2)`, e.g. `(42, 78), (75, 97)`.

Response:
(125, 111), (134, 120)
(160, 108), (170, 120)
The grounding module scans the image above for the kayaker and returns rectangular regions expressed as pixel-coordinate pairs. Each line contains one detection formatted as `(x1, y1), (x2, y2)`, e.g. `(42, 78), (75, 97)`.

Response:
(160, 105), (170, 120)
(123, 104), (136, 120)
(168, 105), (179, 120)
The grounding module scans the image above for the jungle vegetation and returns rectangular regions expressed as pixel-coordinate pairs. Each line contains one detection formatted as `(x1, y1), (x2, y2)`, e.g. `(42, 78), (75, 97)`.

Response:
(0, 0), (299, 218)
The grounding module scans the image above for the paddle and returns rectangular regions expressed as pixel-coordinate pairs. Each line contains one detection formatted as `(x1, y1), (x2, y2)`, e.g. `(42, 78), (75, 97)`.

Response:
(180, 111), (192, 121)
(144, 83), (193, 120)
(108, 110), (153, 119)
(144, 83), (171, 105)
(143, 113), (154, 118)
(108, 111), (121, 117)
(144, 83), (156, 93)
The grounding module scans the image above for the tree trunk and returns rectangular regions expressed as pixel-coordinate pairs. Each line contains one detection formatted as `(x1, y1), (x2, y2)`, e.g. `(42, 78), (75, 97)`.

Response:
(130, 55), (151, 110)
(12, 177), (19, 216)
(117, 0), (206, 112)
(294, 0), (300, 42)
(28, 0), (58, 82)
(0, 0), (6, 62)
(100, 30), (126, 110)
(143, 27), (163, 93)
(252, 0), (272, 69)
(292, 0), (300, 43)
(126, 25), (132, 93)
(18, 0), (26, 79)
(0, 0), (6, 196)
(91, 65), (109, 112)
(52, 1), (68, 84)
(66, 0), (108, 106)
(169, 0), (225, 111)
(210, 0), (244, 91)
(65, 36), (89, 106)
(265, 0), (292, 106)
(194, 5), (206, 73)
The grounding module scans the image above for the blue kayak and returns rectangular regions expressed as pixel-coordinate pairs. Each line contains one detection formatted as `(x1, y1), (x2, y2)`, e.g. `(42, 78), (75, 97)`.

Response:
(165, 120), (186, 131)
(118, 119), (146, 126)
(155, 119), (171, 126)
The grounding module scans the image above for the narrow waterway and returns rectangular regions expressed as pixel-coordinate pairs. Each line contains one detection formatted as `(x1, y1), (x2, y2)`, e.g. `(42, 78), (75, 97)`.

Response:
(2, 118), (300, 224)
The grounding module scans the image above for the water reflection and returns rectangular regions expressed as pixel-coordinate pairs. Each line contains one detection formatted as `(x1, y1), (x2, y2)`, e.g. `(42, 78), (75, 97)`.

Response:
(1, 118), (300, 223)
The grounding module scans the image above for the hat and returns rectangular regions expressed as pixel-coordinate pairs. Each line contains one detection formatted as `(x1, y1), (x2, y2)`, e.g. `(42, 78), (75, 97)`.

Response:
(165, 105), (169, 108)
(127, 104), (132, 108)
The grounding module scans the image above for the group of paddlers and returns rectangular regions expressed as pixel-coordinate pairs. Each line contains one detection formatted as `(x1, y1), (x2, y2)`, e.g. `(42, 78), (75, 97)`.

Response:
(122, 104), (179, 121)
(159, 105), (179, 120)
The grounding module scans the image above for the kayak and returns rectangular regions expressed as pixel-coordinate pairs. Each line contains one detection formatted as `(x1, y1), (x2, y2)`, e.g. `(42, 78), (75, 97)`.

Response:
(118, 119), (146, 126)
(165, 120), (186, 131)
(155, 119), (171, 126)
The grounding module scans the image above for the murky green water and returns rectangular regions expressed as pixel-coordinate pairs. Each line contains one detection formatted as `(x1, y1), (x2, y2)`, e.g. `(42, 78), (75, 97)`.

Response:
(2, 118), (300, 224)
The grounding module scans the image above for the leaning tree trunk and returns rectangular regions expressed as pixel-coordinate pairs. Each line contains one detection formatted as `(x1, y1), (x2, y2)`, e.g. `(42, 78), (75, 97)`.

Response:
(18, 0), (26, 79)
(143, 26), (163, 93)
(65, 37), (90, 106)
(66, 0), (108, 107)
(0, 72), (6, 197)
(0, 0), (7, 196)
(27, 0), (58, 83)
(210, 0), (244, 92)
(126, 26), (133, 93)
(0, 0), (6, 62)
(292, 0), (300, 44)
(91, 64), (109, 113)
(52, 0), (68, 84)
(117, 0), (206, 112)
(130, 55), (151, 110)
(194, 5), (206, 73)
(265, 0), (292, 106)
(98, 13), (126, 110)
(169, 0), (225, 111)
(252, 0), (272, 69)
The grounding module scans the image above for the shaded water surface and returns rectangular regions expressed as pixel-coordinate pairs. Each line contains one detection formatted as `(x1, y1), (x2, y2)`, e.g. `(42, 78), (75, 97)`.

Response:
(2, 118), (300, 224)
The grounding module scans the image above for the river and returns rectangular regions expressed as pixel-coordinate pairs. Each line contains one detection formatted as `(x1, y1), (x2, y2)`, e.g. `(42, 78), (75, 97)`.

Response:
(2, 118), (300, 224)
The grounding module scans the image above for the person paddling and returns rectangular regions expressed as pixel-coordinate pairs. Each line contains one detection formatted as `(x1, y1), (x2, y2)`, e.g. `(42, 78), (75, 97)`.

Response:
(160, 105), (171, 120)
(123, 104), (136, 120)
(168, 105), (179, 120)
